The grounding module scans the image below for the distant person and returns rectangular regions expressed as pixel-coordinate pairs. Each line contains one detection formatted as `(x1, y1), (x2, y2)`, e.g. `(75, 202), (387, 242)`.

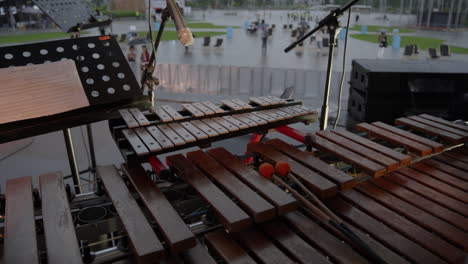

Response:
(9, 7), (16, 29)
(140, 45), (150, 70)
(127, 45), (137, 76)
(355, 14), (360, 23)
(141, 45), (150, 63)
(99, 25), (106, 36)
(316, 29), (323, 55)
(377, 32), (388, 58)
(260, 20), (268, 49)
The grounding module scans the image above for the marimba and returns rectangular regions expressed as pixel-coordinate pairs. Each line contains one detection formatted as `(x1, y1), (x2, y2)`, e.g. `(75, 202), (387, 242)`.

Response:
(2, 114), (467, 263)
(110, 96), (317, 163)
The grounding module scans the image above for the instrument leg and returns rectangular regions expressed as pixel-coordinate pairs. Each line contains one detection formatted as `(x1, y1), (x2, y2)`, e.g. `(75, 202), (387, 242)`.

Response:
(63, 128), (82, 194)
(149, 90), (155, 107)
(86, 124), (97, 172)
(86, 124), (97, 192)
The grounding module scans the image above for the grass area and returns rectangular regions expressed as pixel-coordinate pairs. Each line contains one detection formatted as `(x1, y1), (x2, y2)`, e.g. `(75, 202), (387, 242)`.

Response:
(164, 22), (239, 29)
(0, 31), (89, 44)
(448, 46), (468, 54)
(350, 34), (468, 54)
(0, 21), (232, 45)
(350, 24), (416, 33)
(137, 31), (225, 41)
(351, 34), (443, 50)
(107, 10), (142, 18)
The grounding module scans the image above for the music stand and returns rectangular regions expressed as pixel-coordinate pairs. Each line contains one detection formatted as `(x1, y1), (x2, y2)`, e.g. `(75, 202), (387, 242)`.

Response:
(0, 36), (147, 193)
(32, 0), (112, 33)
(30, 0), (115, 190)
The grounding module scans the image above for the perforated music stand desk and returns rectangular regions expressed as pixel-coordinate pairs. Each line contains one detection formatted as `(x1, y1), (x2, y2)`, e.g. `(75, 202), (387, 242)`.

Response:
(32, 0), (112, 33)
(0, 36), (147, 192)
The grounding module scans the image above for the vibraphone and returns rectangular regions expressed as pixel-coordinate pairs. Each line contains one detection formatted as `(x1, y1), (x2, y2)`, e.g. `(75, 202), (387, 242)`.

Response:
(110, 96), (317, 163)
(2, 113), (467, 263)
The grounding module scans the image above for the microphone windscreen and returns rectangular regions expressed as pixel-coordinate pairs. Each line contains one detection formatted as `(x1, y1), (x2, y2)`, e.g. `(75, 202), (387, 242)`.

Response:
(178, 28), (194, 47)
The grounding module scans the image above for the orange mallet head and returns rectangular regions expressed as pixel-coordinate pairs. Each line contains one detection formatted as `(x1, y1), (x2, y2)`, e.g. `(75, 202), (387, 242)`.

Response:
(258, 163), (275, 179)
(275, 160), (291, 177)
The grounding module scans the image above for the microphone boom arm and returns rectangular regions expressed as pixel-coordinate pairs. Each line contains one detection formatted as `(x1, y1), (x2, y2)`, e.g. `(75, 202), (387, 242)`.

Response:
(284, 0), (359, 53)
(141, 8), (170, 106)
(283, 0), (360, 131)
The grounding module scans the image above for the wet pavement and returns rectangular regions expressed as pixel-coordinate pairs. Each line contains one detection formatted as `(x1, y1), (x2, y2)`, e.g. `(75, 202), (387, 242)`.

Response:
(1, 9), (467, 184)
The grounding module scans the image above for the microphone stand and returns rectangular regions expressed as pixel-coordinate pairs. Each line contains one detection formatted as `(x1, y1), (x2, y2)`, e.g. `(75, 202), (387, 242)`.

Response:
(284, 0), (359, 130)
(141, 8), (170, 106)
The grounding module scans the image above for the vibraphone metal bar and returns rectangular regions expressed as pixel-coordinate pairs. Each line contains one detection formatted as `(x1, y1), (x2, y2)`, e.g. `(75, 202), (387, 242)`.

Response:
(114, 96), (304, 129)
(111, 97), (317, 164)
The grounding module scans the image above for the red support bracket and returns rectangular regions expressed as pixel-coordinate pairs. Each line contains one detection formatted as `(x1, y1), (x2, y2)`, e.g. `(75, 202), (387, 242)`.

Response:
(149, 156), (167, 175)
(244, 133), (263, 163)
(275, 126), (306, 143)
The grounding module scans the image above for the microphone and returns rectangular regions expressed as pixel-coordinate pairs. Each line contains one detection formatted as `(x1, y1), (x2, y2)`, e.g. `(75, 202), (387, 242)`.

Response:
(166, 0), (193, 46)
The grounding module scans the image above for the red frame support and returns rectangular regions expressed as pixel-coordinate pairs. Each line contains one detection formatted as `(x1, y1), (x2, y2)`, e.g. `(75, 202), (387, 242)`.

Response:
(275, 126), (305, 143)
(149, 156), (167, 175)
(244, 133), (263, 163)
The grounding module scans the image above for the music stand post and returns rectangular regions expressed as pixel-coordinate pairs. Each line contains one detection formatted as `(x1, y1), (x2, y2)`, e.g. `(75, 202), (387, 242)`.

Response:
(284, 0), (359, 130)
(63, 129), (82, 193)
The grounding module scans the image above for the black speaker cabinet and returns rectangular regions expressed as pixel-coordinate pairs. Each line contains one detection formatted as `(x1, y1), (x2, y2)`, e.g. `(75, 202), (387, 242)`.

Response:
(348, 59), (468, 124)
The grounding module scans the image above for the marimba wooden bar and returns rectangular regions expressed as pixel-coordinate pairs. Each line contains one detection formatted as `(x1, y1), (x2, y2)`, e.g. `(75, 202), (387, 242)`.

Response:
(247, 141), (338, 199)
(309, 133), (387, 177)
(166, 154), (252, 232)
(3, 114), (467, 264)
(422, 158), (468, 181)
(39, 173), (82, 264)
(327, 197), (446, 264)
(236, 229), (295, 264)
(356, 123), (433, 156)
(261, 220), (330, 264)
(371, 177), (468, 232)
(4, 177), (39, 264)
(331, 128), (412, 166)
(97, 166), (165, 262)
(266, 139), (355, 190)
(372, 121), (444, 152)
(187, 150), (276, 223)
(317, 130), (400, 171)
(208, 147), (299, 215)
(204, 230), (257, 264)
(121, 164), (196, 253)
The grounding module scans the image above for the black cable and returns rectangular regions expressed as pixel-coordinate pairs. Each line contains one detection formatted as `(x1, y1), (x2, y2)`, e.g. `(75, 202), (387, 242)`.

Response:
(333, 9), (352, 129)
(148, 0), (157, 71)
(0, 138), (35, 163)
